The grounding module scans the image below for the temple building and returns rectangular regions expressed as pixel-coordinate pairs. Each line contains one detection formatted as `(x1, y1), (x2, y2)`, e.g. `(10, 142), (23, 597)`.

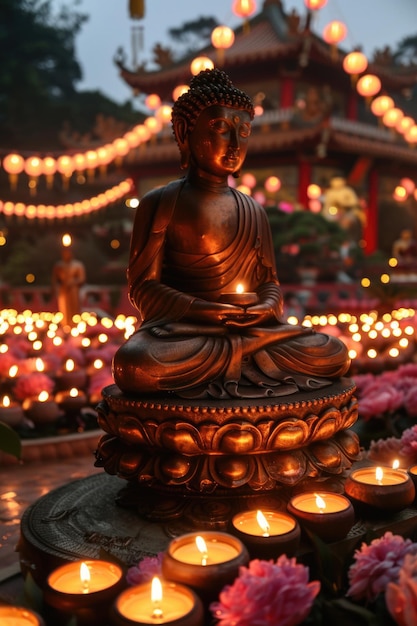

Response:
(115, 0), (417, 258)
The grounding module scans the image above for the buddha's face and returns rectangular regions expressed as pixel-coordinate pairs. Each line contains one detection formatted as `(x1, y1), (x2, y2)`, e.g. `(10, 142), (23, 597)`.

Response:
(188, 105), (252, 178)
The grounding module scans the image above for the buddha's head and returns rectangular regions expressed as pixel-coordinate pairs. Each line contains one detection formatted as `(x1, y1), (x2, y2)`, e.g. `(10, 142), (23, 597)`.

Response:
(172, 68), (255, 177)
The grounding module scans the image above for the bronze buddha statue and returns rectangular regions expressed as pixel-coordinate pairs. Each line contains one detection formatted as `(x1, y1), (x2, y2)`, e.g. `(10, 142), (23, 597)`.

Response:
(112, 69), (350, 399)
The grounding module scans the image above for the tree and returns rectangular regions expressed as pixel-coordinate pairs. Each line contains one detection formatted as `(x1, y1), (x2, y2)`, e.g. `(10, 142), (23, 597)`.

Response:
(167, 16), (219, 58)
(0, 0), (89, 148)
(393, 34), (417, 66)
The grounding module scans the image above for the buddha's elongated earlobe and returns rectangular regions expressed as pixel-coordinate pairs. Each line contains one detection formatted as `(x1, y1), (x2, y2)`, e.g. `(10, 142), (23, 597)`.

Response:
(173, 117), (190, 170)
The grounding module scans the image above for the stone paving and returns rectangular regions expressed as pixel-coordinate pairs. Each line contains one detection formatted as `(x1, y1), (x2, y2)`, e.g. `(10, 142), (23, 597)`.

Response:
(0, 449), (101, 587)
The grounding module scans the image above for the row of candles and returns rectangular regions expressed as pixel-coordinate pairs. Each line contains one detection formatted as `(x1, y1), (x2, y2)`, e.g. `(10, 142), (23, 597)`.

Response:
(6, 460), (417, 625)
(0, 357), (101, 427)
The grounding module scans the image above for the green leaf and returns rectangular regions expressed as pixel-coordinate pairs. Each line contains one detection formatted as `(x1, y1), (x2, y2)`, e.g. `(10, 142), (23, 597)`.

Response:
(0, 421), (21, 458)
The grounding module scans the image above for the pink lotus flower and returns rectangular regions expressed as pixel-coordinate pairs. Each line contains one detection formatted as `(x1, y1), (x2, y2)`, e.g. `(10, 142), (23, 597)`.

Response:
(347, 532), (417, 602)
(126, 553), (163, 586)
(358, 385), (404, 420)
(13, 372), (55, 401)
(386, 553), (417, 626)
(399, 425), (417, 461)
(210, 556), (320, 626)
(367, 436), (403, 464)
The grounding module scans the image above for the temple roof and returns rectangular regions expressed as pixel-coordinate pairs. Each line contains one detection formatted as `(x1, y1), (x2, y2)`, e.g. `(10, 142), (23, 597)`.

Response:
(116, 0), (417, 100)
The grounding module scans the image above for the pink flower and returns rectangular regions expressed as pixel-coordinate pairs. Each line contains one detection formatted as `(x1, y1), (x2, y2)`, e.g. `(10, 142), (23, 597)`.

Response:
(358, 386), (404, 420)
(367, 436), (402, 464)
(347, 532), (417, 602)
(386, 554), (417, 626)
(13, 372), (55, 401)
(399, 426), (417, 461)
(210, 556), (320, 626)
(126, 553), (164, 586)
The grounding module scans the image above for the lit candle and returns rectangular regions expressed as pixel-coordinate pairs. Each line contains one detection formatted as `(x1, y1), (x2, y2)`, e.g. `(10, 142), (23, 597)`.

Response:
(55, 387), (87, 413)
(287, 492), (355, 542)
(112, 577), (204, 626)
(23, 391), (62, 425)
(0, 605), (45, 626)
(162, 531), (249, 603)
(218, 283), (258, 307)
(231, 509), (300, 558)
(0, 394), (24, 427)
(56, 358), (87, 390)
(345, 465), (415, 512)
(45, 559), (125, 626)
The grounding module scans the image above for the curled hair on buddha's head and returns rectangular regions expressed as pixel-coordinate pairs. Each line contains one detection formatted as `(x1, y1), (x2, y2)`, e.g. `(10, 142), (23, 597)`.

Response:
(171, 68), (255, 142)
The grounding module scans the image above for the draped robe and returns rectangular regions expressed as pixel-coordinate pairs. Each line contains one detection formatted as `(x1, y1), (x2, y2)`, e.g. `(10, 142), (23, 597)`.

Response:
(113, 180), (350, 398)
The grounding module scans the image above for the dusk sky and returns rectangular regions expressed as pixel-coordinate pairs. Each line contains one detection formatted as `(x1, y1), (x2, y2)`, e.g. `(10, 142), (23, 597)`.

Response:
(70, 0), (416, 104)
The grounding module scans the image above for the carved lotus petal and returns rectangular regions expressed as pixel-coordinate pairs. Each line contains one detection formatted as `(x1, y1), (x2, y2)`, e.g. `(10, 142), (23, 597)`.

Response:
(308, 407), (342, 441)
(208, 456), (256, 488)
(307, 440), (343, 471)
(156, 421), (203, 454)
(212, 423), (262, 454)
(96, 401), (118, 435)
(158, 454), (195, 484)
(334, 429), (361, 459)
(267, 419), (309, 450)
(264, 450), (308, 484)
(341, 398), (359, 429)
(118, 415), (153, 446)
(95, 434), (122, 475)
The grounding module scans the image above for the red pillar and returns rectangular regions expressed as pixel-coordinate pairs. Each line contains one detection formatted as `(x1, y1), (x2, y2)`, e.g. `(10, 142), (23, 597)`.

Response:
(297, 160), (311, 209)
(280, 76), (295, 109)
(346, 92), (358, 121)
(365, 168), (378, 254)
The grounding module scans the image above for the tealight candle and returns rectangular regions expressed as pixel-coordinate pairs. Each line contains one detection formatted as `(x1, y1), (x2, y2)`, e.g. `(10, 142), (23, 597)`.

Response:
(162, 531), (249, 603)
(0, 394), (24, 427)
(218, 283), (258, 307)
(23, 391), (62, 425)
(111, 577), (204, 626)
(55, 387), (87, 413)
(408, 465), (417, 493)
(0, 605), (45, 626)
(345, 466), (415, 512)
(287, 492), (355, 542)
(231, 509), (300, 558)
(44, 559), (125, 626)
(56, 359), (87, 390)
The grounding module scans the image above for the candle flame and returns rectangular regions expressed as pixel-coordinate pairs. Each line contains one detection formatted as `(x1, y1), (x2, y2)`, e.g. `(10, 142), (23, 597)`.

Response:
(196, 535), (208, 566)
(69, 387), (79, 397)
(80, 562), (90, 593)
(35, 358), (44, 372)
(65, 359), (75, 372)
(151, 577), (163, 619)
(2, 395), (10, 408)
(38, 390), (49, 402)
(314, 493), (326, 513)
(392, 459), (400, 470)
(256, 510), (270, 537)
(236, 283), (244, 294)
(376, 466), (384, 484)
(8, 365), (18, 378)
